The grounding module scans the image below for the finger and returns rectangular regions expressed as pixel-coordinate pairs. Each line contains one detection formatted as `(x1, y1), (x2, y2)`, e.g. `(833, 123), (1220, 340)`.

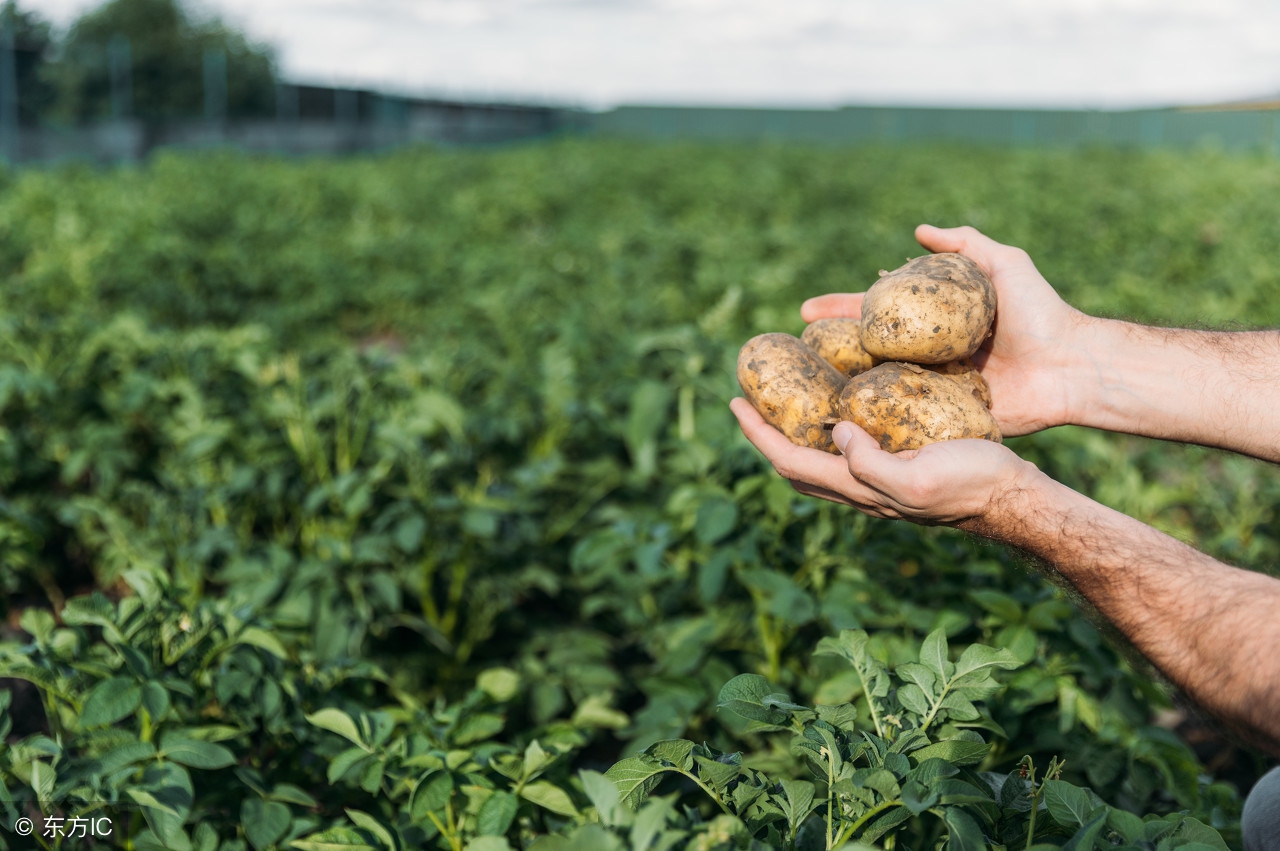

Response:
(914, 224), (1010, 271)
(789, 480), (900, 519)
(788, 480), (857, 508)
(800, 293), (864, 323)
(832, 421), (918, 497)
(732, 399), (900, 507)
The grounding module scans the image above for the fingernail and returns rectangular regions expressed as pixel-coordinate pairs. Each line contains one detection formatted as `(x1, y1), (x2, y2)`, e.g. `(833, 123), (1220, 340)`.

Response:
(832, 423), (853, 454)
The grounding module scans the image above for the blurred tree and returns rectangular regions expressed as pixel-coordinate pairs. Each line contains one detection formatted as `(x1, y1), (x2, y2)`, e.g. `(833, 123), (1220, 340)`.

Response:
(48, 0), (275, 124)
(2, 1), (55, 125)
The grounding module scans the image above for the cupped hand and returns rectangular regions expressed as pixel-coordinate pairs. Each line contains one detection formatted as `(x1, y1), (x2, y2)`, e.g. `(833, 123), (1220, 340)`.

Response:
(802, 224), (1088, 437)
(730, 397), (1041, 532)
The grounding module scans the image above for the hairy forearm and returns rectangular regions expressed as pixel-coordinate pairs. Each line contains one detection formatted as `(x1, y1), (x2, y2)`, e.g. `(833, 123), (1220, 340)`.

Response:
(1064, 319), (1280, 462)
(977, 470), (1280, 756)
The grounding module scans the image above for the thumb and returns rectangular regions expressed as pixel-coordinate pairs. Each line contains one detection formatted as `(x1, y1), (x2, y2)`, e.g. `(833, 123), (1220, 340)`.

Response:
(833, 421), (906, 487)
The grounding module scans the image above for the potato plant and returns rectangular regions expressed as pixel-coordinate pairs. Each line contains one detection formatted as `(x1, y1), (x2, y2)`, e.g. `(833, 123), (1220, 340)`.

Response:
(0, 140), (1275, 847)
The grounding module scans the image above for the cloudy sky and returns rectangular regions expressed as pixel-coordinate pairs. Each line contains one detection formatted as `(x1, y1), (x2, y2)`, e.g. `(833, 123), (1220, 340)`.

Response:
(36, 0), (1280, 110)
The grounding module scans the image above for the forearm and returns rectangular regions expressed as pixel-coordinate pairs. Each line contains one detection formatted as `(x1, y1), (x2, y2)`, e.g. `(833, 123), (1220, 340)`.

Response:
(977, 469), (1280, 756)
(1064, 319), (1280, 462)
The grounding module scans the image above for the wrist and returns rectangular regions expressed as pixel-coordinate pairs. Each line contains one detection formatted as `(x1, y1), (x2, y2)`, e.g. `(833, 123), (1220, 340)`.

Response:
(959, 458), (1053, 541)
(1055, 311), (1116, 429)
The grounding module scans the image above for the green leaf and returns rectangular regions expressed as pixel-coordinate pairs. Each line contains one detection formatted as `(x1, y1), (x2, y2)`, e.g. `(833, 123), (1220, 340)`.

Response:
(61, 593), (120, 635)
(942, 807), (987, 851)
(238, 626), (289, 659)
(1061, 809), (1108, 851)
(346, 809), (397, 850)
(477, 791), (518, 836)
(160, 733), (237, 769)
(290, 826), (378, 851)
(270, 784), (320, 807)
(919, 628), (952, 681)
(716, 673), (790, 725)
(476, 668), (520, 702)
(95, 740), (159, 776)
(630, 795), (676, 851)
(909, 757), (959, 784)
(644, 740), (695, 771)
(242, 798), (291, 851)
(520, 780), (580, 817)
(464, 839), (513, 851)
(81, 677), (143, 728)
(1042, 779), (1102, 829)
(901, 779), (938, 815)
(952, 642), (1021, 681)
(908, 739), (989, 766)
(30, 759), (55, 800)
(1105, 808), (1146, 841)
(1174, 817), (1229, 849)
(897, 683), (931, 718)
(605, 757), (667, 809)
(306, 708), (366, 748)
(780, 778), (816, 830)
(19, 609), (55, 644)
(412, 771), (454, 819)
(579, 769), (625, 827)
(141, 681), (170, 719)
(694, 497), (737, 545)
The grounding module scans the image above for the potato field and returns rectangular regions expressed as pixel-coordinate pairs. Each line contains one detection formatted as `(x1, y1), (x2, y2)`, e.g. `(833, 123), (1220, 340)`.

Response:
(2, 139), (1279, 849)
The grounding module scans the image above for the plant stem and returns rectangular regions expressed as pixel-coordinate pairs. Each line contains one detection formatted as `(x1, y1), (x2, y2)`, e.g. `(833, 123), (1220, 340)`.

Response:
(835, 799), (899, 844)
(678, 769), (735, 817)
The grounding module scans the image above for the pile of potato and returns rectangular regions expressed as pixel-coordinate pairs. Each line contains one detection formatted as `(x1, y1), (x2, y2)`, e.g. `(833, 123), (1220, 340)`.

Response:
(737, 252), (1001, 454)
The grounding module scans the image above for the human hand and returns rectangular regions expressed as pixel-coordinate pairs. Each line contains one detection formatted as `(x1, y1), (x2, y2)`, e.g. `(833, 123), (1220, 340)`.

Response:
(802, 225), (1088, 437)
(730, 397), (1041, 532)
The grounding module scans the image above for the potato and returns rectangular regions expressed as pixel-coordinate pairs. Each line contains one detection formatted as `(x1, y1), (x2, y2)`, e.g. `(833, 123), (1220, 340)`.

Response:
(925, 357), (992, 408)
(737, 333), (847, 453)
(800, 318), (879, 376)
(859, 253), (996, 364)
(839, 362), (1001, 453)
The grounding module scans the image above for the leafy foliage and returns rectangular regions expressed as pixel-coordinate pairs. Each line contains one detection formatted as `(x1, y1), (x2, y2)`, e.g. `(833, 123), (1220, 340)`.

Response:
(0, 140), (1273, 846)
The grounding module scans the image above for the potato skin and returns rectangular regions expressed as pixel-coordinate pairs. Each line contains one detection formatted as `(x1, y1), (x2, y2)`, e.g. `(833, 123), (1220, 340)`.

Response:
(839, 362), (1001, 453)
(801, 318), (879, 376)
(859, 253), (996, 364)
(737, 333), (846, 453)
(925, 357), (992, 408)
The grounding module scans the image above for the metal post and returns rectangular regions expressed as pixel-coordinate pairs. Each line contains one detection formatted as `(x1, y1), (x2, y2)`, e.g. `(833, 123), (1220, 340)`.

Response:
(335, 87), (357, 124)
(0, 8), (18, 165)
(275, 81), (298, 122)
(203, 47), (226, 124)
(109, 34), (132, 119)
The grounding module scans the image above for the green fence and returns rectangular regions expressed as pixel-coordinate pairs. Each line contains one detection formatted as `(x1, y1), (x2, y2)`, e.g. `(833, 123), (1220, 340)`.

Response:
(589, 104), (1280, 151)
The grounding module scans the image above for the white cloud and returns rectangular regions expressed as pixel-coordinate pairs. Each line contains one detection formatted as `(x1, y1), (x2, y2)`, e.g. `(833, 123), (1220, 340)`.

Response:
(29, 0), (1280, 108)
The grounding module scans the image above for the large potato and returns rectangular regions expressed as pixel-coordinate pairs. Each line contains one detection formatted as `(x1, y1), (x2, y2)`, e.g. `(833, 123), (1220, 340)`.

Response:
(738, 333), (846, 453)
(859, 253), (996, 364)
(800, 318), (879, 376)
(925, 357), (992, 408)
(839, 362), (1001, 453)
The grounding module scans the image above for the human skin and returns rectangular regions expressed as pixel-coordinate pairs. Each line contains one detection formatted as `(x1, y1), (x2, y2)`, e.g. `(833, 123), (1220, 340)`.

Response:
(730, 224), (1280, 756)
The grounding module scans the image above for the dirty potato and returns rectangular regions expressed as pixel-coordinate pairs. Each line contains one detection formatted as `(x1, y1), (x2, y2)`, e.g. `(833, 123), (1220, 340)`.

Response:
(859, 253), (996, 364)
(800, 318), (879, 376)
(738, 333), (847, 453)
(925, 357), (992, 408)
(839, 362), (1001, 453)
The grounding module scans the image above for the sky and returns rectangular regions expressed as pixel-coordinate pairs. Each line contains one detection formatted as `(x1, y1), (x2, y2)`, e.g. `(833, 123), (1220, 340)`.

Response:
(35, 0), (1280, 111)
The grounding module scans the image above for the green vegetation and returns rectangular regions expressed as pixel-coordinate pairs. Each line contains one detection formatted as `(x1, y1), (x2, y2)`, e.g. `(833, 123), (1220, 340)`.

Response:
(2, 140), (1277, 848)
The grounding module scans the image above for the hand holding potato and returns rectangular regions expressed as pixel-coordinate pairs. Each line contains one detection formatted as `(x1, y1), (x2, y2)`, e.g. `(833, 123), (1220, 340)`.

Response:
(729, 396), (1037, 530)
(803, 225), (1088, 438)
